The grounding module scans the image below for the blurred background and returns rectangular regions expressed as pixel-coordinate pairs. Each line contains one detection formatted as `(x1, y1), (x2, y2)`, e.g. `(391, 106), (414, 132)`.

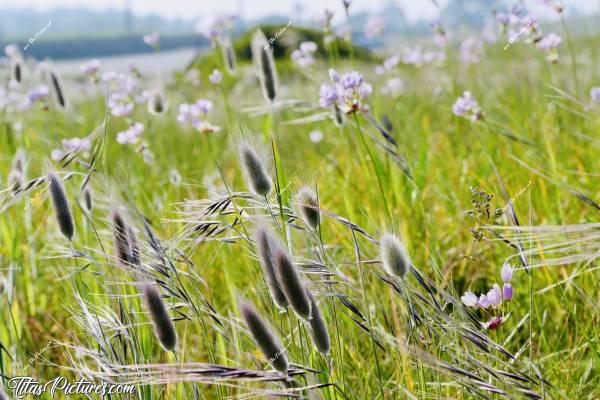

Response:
(1, 0), (599, 74)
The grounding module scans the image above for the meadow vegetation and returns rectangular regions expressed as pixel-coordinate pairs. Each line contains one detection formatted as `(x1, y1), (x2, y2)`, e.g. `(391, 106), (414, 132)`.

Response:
(0, 5), (599, 399)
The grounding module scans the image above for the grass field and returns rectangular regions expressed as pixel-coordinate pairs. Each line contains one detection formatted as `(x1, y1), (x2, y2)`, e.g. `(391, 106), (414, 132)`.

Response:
(0, 10), (599, 400)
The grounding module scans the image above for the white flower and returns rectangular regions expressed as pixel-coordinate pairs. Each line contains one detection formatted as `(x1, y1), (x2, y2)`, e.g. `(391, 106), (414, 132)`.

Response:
(80, 59), (100, 76)
(381, 78), (404, 98)
(51, 137), (91, 161)
(192, 120), (221, 134)
(537, 33), (562, 50)
(364, 16), (385, 38)
(177, 100), (219, 133)
(143, 32), (160, 48)
(309, 130), (324, 143)
(591, 87), (600, 103)
(461, 291), (479, 308)
(110, 102), (134, 117)
(299, 41), (317, 53)
(487, 284), (503, 306)
(452, 91), (483, 121)
(209, 69), (223, 84)
(62, 137), (91, 152)
(51, 149), (65, 161)
(501, 263), (513, 282)
(5, 44), (19, 58)
(291, 42), (318, 68)
(460, 38), (483, 64)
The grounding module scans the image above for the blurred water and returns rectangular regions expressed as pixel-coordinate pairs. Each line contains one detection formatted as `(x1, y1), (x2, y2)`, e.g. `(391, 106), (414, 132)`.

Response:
(52, 47), (200, 77)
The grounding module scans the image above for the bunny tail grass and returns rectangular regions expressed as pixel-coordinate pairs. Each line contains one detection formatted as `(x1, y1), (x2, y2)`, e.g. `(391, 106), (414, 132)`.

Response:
(222, 36), (237, 74)
(50, 71), (66, 108)
(306, 290), (330, 354)
(333, 104), (345, 127)
(295, 186), (320, 230)
(274, 248), (312, 319)
(48, 172), (74, 240)
(255, 226), (288, 309)
(112, 210), (140, 267)
(14, 61), (21, 83)
(148, 91), (167, 115)
(12, 148), (26, 175)
(238, 141), (272, 196)
(0, 386), (8, 400)
(238, 296), (288, 373)
(82, 187), (93, 213)
(251, 30), (278, 103)
(380, 233), (410, 279)
(142, 282), (177, 351)
(8, 149), (26, 192)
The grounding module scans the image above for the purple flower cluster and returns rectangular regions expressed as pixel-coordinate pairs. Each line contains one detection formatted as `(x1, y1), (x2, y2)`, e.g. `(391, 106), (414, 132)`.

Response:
(401, 47), (445, 67)
(80, 59), (100, 79)
(497, 4), (541, 47)
(461, 263), (514, 310)
(0, 86), (20, 112)
(481, 22), (498, 44)
(381, 78), (404, 98)
(374, 55), (400, 75)
(199, 14), (238, 43)
(452, 91), (483, 121)
(539, 0), (563, 13)
(24, 85), (49, 107)
(291, 42), (318, 68)
(116, 122), (144, 145)
(51, 137), (92, 160)
(209, 69), (223, 85)
(591, 87), (600, 103)
(319, 69), (372, 114)
(430, 20), (448, 47)
(336, 25), (352, 42)
(536, 33), (562, 63)
(5, 44), (19, 58)
(460, 38), (484, 64)
(315, 9), (334, 30)
(364, 16), (385, 39)
(143, 32), (160, 49)
(177, 100), (221, 134)
(103, 72), (138, 117)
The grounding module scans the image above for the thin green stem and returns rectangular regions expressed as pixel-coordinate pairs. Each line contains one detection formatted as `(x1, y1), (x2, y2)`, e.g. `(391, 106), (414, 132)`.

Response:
(353, 113), (391, 220)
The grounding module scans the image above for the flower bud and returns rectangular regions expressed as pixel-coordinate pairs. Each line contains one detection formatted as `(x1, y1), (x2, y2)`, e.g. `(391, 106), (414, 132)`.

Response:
(503, 283), (513, 300)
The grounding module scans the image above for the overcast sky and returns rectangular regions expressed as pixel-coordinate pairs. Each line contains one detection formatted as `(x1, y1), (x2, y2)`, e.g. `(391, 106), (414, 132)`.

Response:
(2, 0), (599, 23)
